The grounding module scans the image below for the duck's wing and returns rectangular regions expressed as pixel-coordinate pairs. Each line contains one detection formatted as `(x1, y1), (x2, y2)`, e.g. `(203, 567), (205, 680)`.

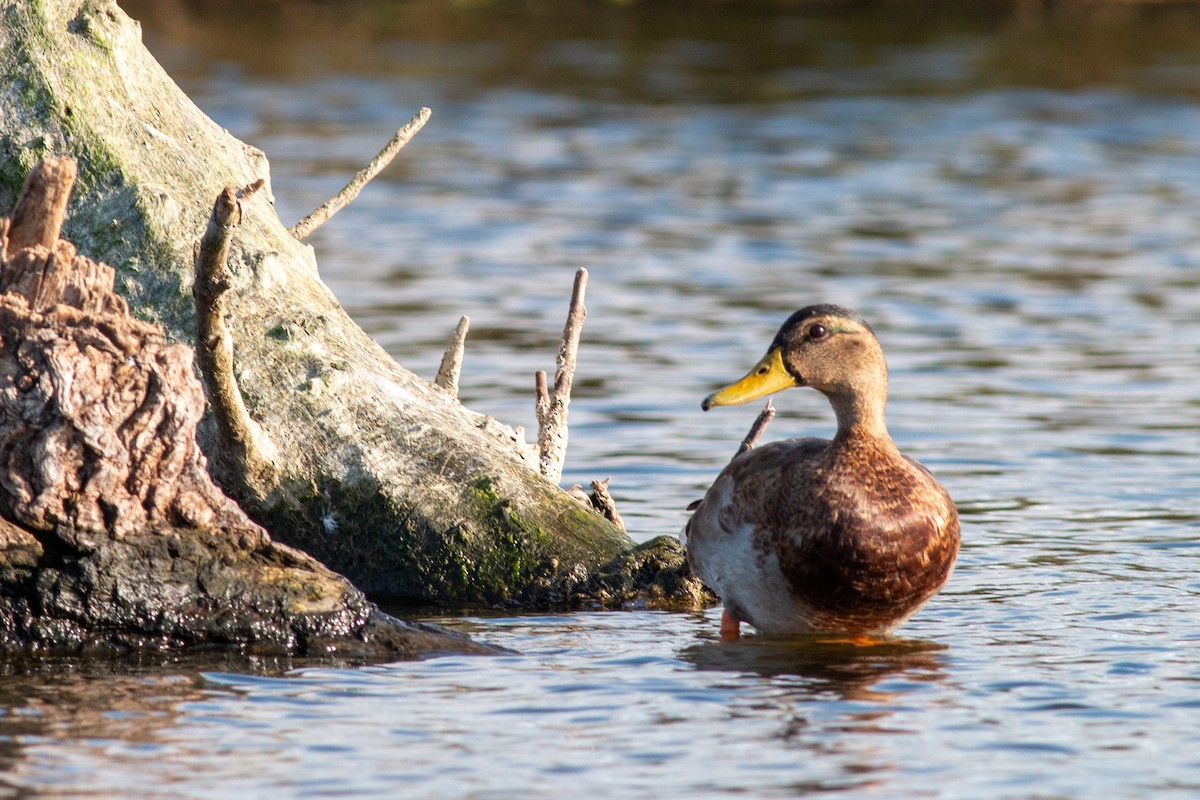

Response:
(683, 438), (830, 628)
(685, 438), (828, 547)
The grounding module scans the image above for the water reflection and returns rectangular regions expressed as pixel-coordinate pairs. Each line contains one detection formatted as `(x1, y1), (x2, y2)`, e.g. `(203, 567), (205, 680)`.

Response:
(0, 654), (378, 795)
(0, 657), (291, 738)
(0, 659), (220, 792)
(681, 636), (948, 703)
(0, 617), (955, 799)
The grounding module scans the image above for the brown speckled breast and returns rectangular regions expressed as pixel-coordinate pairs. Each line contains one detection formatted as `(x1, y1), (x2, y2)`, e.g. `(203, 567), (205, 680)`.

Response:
(768, 437), (958, 631)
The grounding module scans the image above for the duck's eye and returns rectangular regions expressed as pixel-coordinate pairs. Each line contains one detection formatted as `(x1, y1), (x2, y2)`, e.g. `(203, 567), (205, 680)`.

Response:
(808, 324), (827, 341)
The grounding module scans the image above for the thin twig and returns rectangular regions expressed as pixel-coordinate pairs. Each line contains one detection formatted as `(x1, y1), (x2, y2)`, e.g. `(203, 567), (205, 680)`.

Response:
(289, 107), (432, 240)
(434, 315), (470, 397)
(555, 268), (588, 406)
(736, 399), (775, 456)
(535, 267), (588, 484)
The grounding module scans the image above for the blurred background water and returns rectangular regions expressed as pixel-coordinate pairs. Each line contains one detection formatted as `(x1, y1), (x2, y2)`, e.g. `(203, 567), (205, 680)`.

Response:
(3, 1), (1200, 797)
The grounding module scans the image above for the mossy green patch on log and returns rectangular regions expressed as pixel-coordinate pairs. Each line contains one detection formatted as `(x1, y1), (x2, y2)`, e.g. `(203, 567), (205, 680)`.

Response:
(463, 476), (555, 597)
(248, 473), (632, 608)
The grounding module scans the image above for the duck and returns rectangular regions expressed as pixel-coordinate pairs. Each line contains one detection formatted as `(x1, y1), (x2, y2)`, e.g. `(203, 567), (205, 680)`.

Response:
(685, 304), (959, 638)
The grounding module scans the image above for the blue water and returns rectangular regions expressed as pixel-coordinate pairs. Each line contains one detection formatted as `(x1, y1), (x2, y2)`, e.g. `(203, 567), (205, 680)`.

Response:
(3, 2), (1200, 797)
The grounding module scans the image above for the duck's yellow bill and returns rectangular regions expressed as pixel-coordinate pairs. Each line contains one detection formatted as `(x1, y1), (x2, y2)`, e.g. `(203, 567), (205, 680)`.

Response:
(702, 347), (797, 410)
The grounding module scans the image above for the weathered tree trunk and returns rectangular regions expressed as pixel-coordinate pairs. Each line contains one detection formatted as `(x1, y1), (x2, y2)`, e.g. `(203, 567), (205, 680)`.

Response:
(0, 157), (497, 656)
(0, 0), (705, 608)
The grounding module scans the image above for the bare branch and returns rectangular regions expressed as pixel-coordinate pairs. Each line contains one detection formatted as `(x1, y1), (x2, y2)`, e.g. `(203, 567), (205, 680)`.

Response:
(736, 399), (775, 456)
(289, 107), (432, 240)
(555, 268), (588, 404)
(193, 182), (279, 498)
(434, 315), (470, 397)
(535, 268), (588, 484)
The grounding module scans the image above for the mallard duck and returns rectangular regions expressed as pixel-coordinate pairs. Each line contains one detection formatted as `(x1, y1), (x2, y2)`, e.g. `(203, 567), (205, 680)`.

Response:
(685, 304), (959, 638)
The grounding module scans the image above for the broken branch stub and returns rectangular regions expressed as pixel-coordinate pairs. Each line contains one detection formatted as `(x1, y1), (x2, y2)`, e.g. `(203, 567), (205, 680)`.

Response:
(5, 156), (75, 255)
(536, 267), (588, 485)
(587, 478), (625, 531)
(0, 158), (121, 315)
(193, 180), (279, 500)
(434, 315), (470, 397)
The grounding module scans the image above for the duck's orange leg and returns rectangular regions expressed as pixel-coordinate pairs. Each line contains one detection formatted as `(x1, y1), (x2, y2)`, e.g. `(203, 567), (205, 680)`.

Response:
(720, 609), (742, 640)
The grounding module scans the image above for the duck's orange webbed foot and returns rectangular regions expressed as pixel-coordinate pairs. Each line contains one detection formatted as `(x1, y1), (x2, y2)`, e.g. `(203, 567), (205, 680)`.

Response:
(719, 609), (742, 640)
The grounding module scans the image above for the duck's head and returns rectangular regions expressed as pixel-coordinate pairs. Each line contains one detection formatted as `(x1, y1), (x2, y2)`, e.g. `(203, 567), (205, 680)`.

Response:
(702, 304), (887, 412)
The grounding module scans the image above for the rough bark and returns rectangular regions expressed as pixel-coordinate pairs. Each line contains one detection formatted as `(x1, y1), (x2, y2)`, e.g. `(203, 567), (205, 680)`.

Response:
(0, 0), (705, 609)
(0, 157), (497, 657)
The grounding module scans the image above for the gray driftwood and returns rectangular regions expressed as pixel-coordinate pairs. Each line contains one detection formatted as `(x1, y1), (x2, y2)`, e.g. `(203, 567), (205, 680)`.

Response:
(0, 157), (497, 656)
(0, 0), (706, 610)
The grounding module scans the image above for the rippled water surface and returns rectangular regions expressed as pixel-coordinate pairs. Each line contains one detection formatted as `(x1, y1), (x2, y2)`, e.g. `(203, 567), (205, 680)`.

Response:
(4, 1), (1200, 797)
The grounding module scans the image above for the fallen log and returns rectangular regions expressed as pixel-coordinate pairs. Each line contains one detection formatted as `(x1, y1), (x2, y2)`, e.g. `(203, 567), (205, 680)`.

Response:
(0, 157), (497, 657)
(0, 0), (706, 609)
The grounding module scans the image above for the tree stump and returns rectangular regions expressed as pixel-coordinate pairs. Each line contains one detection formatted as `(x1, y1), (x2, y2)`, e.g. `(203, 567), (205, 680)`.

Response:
(0, 158), (496, 657)
(0, 0), (708, 611)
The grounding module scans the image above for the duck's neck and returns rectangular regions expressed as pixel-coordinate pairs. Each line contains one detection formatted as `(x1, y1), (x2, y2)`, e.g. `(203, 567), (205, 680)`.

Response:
(828, 388), (892, 447)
